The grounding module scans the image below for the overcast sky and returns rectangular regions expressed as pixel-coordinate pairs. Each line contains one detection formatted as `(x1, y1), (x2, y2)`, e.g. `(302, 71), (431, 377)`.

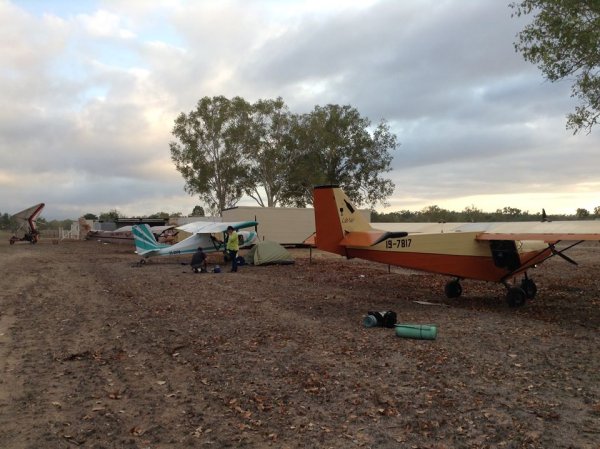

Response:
(1, 0), (599, 220)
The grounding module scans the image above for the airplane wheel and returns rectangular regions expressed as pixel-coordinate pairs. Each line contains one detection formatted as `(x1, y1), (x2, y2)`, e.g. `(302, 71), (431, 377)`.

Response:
(139, 259), (147, 265)
(444, 280), (462, 298)
(520, 278), (537, 299)
(506, 287), (527, 307)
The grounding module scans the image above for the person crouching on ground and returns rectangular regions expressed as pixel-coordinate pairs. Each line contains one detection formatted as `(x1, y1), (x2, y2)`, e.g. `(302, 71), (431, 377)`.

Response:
(226, 226), (239, 272)
(191, 247), (207, 273)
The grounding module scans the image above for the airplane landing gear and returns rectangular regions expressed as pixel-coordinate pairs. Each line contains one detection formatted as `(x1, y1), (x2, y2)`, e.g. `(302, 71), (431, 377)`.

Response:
(520, 277), (537, 299)
(506, 286), (527, 307)
(504, 275), (537, 307)
(444, 279), (462, 298)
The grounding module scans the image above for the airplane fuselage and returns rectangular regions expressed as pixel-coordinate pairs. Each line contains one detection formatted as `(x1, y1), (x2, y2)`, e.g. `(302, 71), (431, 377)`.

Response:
(343, 231), (550, 282)
(142, 230), (257, 258)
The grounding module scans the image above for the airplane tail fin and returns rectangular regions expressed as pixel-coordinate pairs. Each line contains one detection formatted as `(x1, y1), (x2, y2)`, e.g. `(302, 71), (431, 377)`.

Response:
(132, 224), (161, 256)
(313, 185), (373, 255)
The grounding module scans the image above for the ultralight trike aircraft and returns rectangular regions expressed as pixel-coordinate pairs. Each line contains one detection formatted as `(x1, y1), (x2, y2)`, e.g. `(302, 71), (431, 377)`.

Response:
(9, 203), (45, 245)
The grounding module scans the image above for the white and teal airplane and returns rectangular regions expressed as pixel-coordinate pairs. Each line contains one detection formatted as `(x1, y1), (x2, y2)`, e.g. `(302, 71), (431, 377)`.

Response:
(132, 221), (258, 263)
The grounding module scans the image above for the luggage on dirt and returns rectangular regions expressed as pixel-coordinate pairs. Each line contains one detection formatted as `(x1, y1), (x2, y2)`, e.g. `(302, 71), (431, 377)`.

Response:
(363, 311), (397, 328)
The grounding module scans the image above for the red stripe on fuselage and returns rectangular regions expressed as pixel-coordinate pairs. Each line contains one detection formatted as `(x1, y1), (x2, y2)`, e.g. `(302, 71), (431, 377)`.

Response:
(345, 247), (552, 282)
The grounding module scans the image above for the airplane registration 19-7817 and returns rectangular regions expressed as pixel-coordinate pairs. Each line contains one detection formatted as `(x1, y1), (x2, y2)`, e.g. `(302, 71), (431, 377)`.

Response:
(313, 185), (600, 307)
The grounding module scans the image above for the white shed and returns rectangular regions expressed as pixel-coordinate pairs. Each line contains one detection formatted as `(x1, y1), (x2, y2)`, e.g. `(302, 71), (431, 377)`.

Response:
(222, 206), (370, 246)
(222, 206), (316, 245)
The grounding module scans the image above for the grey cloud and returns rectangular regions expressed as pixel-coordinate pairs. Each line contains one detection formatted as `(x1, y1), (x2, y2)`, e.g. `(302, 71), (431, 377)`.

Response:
(1, 0), (598, 219)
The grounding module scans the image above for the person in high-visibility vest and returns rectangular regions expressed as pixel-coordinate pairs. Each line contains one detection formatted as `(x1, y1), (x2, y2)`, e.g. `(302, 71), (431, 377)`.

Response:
(226, 226), (239, 272)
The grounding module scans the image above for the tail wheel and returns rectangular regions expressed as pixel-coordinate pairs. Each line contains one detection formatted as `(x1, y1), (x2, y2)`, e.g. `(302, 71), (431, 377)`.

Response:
(520, 278), (537, 299)
(506, 287), (527, 307)
(444, 280), (462, 298)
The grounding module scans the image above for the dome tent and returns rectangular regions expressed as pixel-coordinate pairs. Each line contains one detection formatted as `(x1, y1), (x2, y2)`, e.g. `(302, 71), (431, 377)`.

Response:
(245, 240), (294, 266)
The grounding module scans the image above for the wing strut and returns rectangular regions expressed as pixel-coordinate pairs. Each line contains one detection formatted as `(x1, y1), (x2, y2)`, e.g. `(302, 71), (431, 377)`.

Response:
(548, 242), (580, 266)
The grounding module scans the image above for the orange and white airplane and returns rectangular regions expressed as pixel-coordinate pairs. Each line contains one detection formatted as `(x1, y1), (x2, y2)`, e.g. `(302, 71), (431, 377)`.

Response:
(313, 185), (600, 307)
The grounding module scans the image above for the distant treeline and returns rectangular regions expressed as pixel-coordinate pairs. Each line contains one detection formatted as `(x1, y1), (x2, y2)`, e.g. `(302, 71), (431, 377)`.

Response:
(0, 213), (17, 231)
(372, 205), (600, 223)
(2, 205), (599, 232)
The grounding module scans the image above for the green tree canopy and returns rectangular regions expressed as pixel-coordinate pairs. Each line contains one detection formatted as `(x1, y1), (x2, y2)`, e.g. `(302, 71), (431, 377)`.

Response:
(281, 104), (397, 207)
(99, 209), (121, 222)
(83, 213), (98, 220)
(420, 205), (452, 223)
(0, 212), (17, 230)
(148, 212), (170, 219)
(243, 97), (295, 207)
(170, 96), (253, 214)
(499, 206), (523, 217)
(171, 97), (398, 211)
(462, 205), (485, 222)
(191, 205), (205, 217)
(511, 0), (600, 133)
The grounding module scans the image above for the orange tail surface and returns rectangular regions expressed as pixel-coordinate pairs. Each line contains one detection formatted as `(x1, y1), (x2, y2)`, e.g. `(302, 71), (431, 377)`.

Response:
(313, 185), (373, 255)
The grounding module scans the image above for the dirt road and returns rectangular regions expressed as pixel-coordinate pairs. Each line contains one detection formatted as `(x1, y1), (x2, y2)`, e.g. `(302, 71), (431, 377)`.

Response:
(1, 239), (599, 448)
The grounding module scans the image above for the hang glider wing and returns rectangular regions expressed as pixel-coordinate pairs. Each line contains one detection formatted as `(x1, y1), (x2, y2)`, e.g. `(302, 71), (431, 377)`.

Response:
(176, 220), (258, 235)
(12, 203), (45, 230)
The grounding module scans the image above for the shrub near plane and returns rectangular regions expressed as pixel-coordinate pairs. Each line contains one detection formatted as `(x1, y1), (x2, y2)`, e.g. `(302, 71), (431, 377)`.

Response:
(313, 185), (600, 307)
(9, 203), (45, 245)
(132, 221), (258, 263)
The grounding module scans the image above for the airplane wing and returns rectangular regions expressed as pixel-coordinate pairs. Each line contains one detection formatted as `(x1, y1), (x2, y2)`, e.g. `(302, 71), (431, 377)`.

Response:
(309, 220), (600, 248)
(373, 221), (600, 242)
(472, 221), (600, 242)
(150, 225), (176, 234)
(176, 220), (258, 234)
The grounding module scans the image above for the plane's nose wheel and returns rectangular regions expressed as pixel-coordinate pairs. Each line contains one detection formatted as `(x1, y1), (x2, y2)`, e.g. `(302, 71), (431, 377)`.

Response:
(444, 279), (462, 298)
(506, 287), (527, 307)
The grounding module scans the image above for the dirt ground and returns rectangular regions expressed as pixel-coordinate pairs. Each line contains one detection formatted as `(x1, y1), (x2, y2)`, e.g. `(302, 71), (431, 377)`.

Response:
(1, 238), (599, 449)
